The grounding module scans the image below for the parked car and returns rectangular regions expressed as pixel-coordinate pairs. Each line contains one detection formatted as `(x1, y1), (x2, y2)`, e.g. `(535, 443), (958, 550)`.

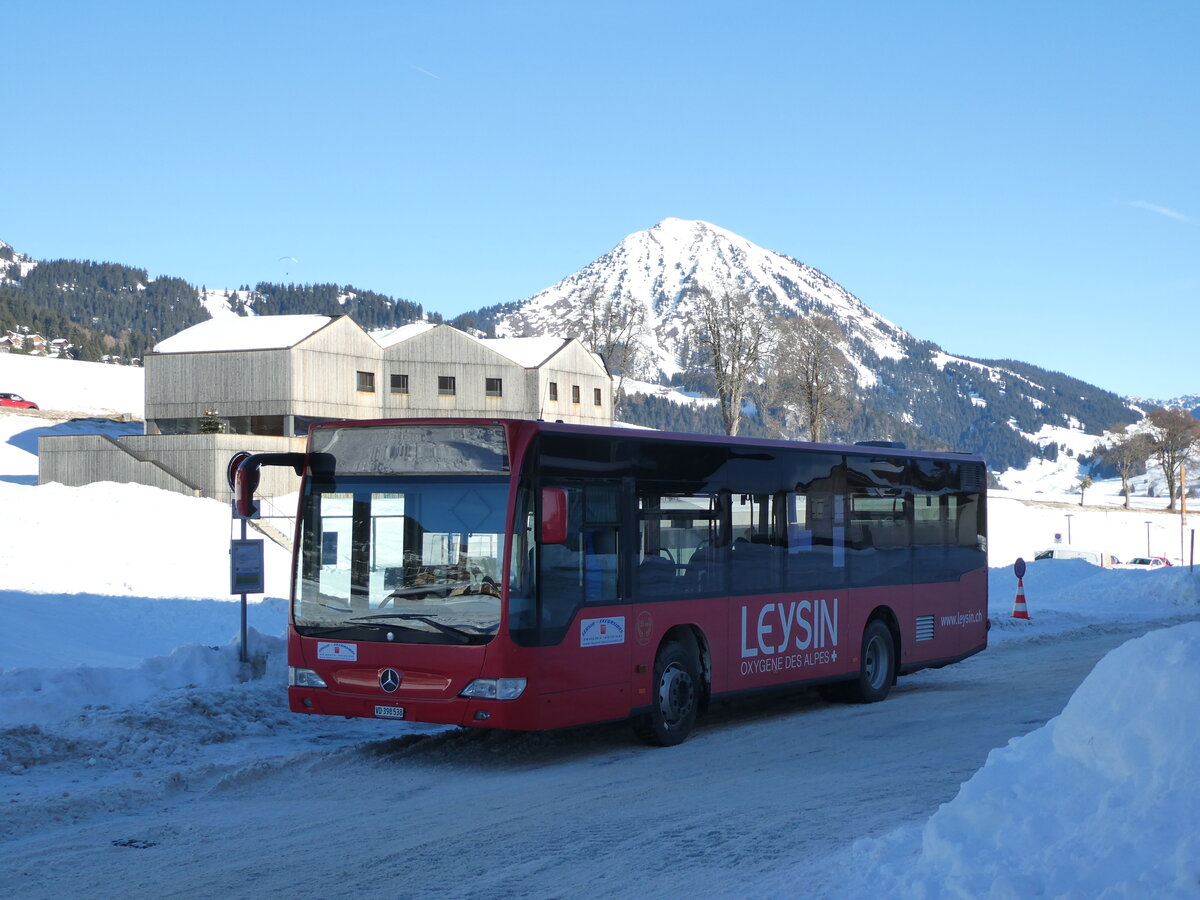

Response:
(1033, 548), (1120, 568)
(0, 392), (39, 410)
(1122, 557), (1172, 569)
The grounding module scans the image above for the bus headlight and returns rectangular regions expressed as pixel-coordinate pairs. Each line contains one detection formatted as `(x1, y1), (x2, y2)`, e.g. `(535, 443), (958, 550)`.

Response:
(289, 667), (328, 688)
(460, 678), (527, 700)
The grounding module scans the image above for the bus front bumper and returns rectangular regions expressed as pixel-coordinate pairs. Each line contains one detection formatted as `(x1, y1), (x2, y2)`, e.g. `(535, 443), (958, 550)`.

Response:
(288, 686), (542, 730)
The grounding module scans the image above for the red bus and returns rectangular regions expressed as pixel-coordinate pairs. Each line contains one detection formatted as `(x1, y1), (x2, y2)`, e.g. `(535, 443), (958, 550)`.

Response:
(237, 419), (988, 745)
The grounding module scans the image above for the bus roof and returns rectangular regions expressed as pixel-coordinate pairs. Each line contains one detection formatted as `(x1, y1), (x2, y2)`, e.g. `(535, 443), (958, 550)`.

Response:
(307, 417), (988, 469)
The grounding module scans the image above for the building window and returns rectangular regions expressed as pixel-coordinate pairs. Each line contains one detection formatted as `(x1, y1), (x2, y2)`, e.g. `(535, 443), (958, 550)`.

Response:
(572, 385), (581, 404)
(485, 377), (503, 397)
(593, 388), (603, 407)
(391, 373), (409, 394)
(549, 382), (558, 401)
(357, 371), (375, 393)
(438, 376), (456, 396)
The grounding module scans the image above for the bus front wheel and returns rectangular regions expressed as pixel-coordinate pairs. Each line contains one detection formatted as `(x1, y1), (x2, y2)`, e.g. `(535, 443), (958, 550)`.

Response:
(848, 620), (895, 703)
(633, 640), (699, 746)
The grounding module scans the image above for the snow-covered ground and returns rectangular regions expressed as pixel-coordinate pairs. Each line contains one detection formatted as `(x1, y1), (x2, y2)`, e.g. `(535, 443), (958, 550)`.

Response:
(1, 353), (1198, 897)
(0, 352), (143, 418)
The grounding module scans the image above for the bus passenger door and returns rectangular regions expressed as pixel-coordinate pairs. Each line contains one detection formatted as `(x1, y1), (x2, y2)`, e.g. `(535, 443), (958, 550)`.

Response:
(536, 481), (630, 727)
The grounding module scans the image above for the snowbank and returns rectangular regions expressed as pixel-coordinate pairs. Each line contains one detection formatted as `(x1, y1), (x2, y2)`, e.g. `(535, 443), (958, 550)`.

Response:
(0, 627), (284, 734)
(766, 622), (1200, 898)
(0, 480), (293, 602)
(986, 559), (1199, 644)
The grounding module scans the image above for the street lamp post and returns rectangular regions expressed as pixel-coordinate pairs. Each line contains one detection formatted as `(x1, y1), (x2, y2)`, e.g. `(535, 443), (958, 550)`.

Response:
(1064, 513), (1073, 545)
(1145, 521), (1152, 556)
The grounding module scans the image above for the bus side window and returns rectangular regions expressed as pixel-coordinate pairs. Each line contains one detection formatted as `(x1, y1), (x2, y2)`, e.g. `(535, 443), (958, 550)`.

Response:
(913, 491), (962, 582)
(784, 488), (845, 590)
(637, 493), (721, 598)
(637, 495), (676, 597)
(730, 493), (781, 594)
(952, 492), (986, 567)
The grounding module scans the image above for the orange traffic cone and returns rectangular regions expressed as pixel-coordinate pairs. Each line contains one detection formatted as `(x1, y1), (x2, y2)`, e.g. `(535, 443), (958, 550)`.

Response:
(1011, 578), (1031, 619)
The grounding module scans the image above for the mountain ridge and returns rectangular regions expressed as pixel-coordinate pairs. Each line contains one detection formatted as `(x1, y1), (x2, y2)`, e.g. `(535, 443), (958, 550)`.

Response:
(0, 227), (1175, 471)
(473, 219), (1139, 469)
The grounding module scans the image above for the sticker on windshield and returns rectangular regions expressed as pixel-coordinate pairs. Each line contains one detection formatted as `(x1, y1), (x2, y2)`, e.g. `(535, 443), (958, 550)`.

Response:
(581, 617), (625, 648)
(317, 641), (358, 661)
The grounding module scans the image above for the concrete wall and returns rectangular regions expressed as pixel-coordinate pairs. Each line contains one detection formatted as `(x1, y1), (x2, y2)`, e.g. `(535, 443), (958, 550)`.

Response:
(39, 434), (202, 495)
(39, 433), (305, 501)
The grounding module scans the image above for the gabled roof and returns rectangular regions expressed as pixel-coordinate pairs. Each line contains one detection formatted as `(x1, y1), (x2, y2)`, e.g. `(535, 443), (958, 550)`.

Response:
(377, 323), (574, 369)
(481, 336), (571, 368)
(152, 316), (601, 374)
(153, 315), (335, 353)
(373, 321), (439, 348)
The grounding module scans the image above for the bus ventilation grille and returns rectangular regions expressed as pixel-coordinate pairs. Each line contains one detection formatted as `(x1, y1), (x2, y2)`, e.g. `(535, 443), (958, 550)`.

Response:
(915, 616), (935, 642)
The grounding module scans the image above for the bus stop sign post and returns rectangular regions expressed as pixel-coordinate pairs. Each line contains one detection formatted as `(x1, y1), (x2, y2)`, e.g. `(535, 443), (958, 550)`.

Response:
(230, 530), (264, 664)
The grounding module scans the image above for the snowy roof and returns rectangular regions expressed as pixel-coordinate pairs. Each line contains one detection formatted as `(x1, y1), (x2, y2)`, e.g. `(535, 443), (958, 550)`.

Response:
(153, 315), (334, 353)
(480, 336), (569, 368)
(376, 324), (572, 368)
(153, 315), (582, 369)
(372, 321), (439, 348)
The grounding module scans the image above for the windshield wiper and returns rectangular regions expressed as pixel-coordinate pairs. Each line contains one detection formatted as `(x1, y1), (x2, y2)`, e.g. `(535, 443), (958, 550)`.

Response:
(298, 623), (365, 637)
(344, 613), (486, 643)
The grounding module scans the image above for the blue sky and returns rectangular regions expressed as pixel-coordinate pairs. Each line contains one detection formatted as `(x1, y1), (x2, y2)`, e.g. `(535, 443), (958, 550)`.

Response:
(4, 1), (1196, 399)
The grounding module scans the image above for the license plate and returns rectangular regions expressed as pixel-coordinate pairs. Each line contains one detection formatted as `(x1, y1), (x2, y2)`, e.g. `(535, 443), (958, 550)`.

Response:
(374, 705), (405, 719)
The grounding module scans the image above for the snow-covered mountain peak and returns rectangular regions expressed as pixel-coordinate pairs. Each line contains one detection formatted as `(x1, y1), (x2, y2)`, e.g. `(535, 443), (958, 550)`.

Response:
(497, 218), (913, 381)
(0, 239), (38, 284)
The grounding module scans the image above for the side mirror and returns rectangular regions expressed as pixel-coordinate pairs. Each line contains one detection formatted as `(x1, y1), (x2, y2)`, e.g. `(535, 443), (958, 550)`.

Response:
(229, 451), (260, 518)
(235, 462), (261, 519)
(231, 452), (306, 519)
(541, 488), (568, 545)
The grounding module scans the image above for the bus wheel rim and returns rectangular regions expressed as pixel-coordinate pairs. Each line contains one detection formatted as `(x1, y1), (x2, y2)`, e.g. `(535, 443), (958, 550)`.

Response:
(658, 662), (694, 726)
(864, 635), (886, 690)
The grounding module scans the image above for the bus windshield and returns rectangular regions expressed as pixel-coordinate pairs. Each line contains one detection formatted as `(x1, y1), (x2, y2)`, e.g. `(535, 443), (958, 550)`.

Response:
(292, 476), (509, 644)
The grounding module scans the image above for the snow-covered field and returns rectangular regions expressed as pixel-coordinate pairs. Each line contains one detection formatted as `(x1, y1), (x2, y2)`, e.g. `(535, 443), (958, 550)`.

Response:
(1, 353), (1198, 897)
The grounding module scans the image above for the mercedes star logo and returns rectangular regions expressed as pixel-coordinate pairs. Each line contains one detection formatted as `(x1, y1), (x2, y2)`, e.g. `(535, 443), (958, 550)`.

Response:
(379, 668), (402, 693)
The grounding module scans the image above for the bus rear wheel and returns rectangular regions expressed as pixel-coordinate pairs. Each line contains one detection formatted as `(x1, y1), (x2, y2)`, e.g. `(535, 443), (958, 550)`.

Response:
(848, 620), (895, 703)
(633, 640), (699, 746)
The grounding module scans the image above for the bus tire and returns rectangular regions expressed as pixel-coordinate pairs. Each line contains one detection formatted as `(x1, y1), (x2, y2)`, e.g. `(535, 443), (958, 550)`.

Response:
(633, 640), (700, 746)
(848, 620), (895, 703)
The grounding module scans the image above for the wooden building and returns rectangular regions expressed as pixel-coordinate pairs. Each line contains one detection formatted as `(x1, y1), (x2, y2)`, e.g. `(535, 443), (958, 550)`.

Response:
(41, 316), (612, 505)
(144, 315), (612, 436)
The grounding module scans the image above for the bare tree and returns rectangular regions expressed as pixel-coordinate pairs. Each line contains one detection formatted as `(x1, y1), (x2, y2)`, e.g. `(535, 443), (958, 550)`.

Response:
(1145, 408), (1200, 512)
(693, 289), (770, 436)
(761, 313), (853, 443)
(1094, 426), (1153, 509)
(1077, 475), (1093, 506)
(576, 289), (647, 416)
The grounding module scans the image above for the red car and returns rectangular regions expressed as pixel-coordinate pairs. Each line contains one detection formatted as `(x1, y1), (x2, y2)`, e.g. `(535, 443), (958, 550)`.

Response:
(0, 392), (38, 410)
